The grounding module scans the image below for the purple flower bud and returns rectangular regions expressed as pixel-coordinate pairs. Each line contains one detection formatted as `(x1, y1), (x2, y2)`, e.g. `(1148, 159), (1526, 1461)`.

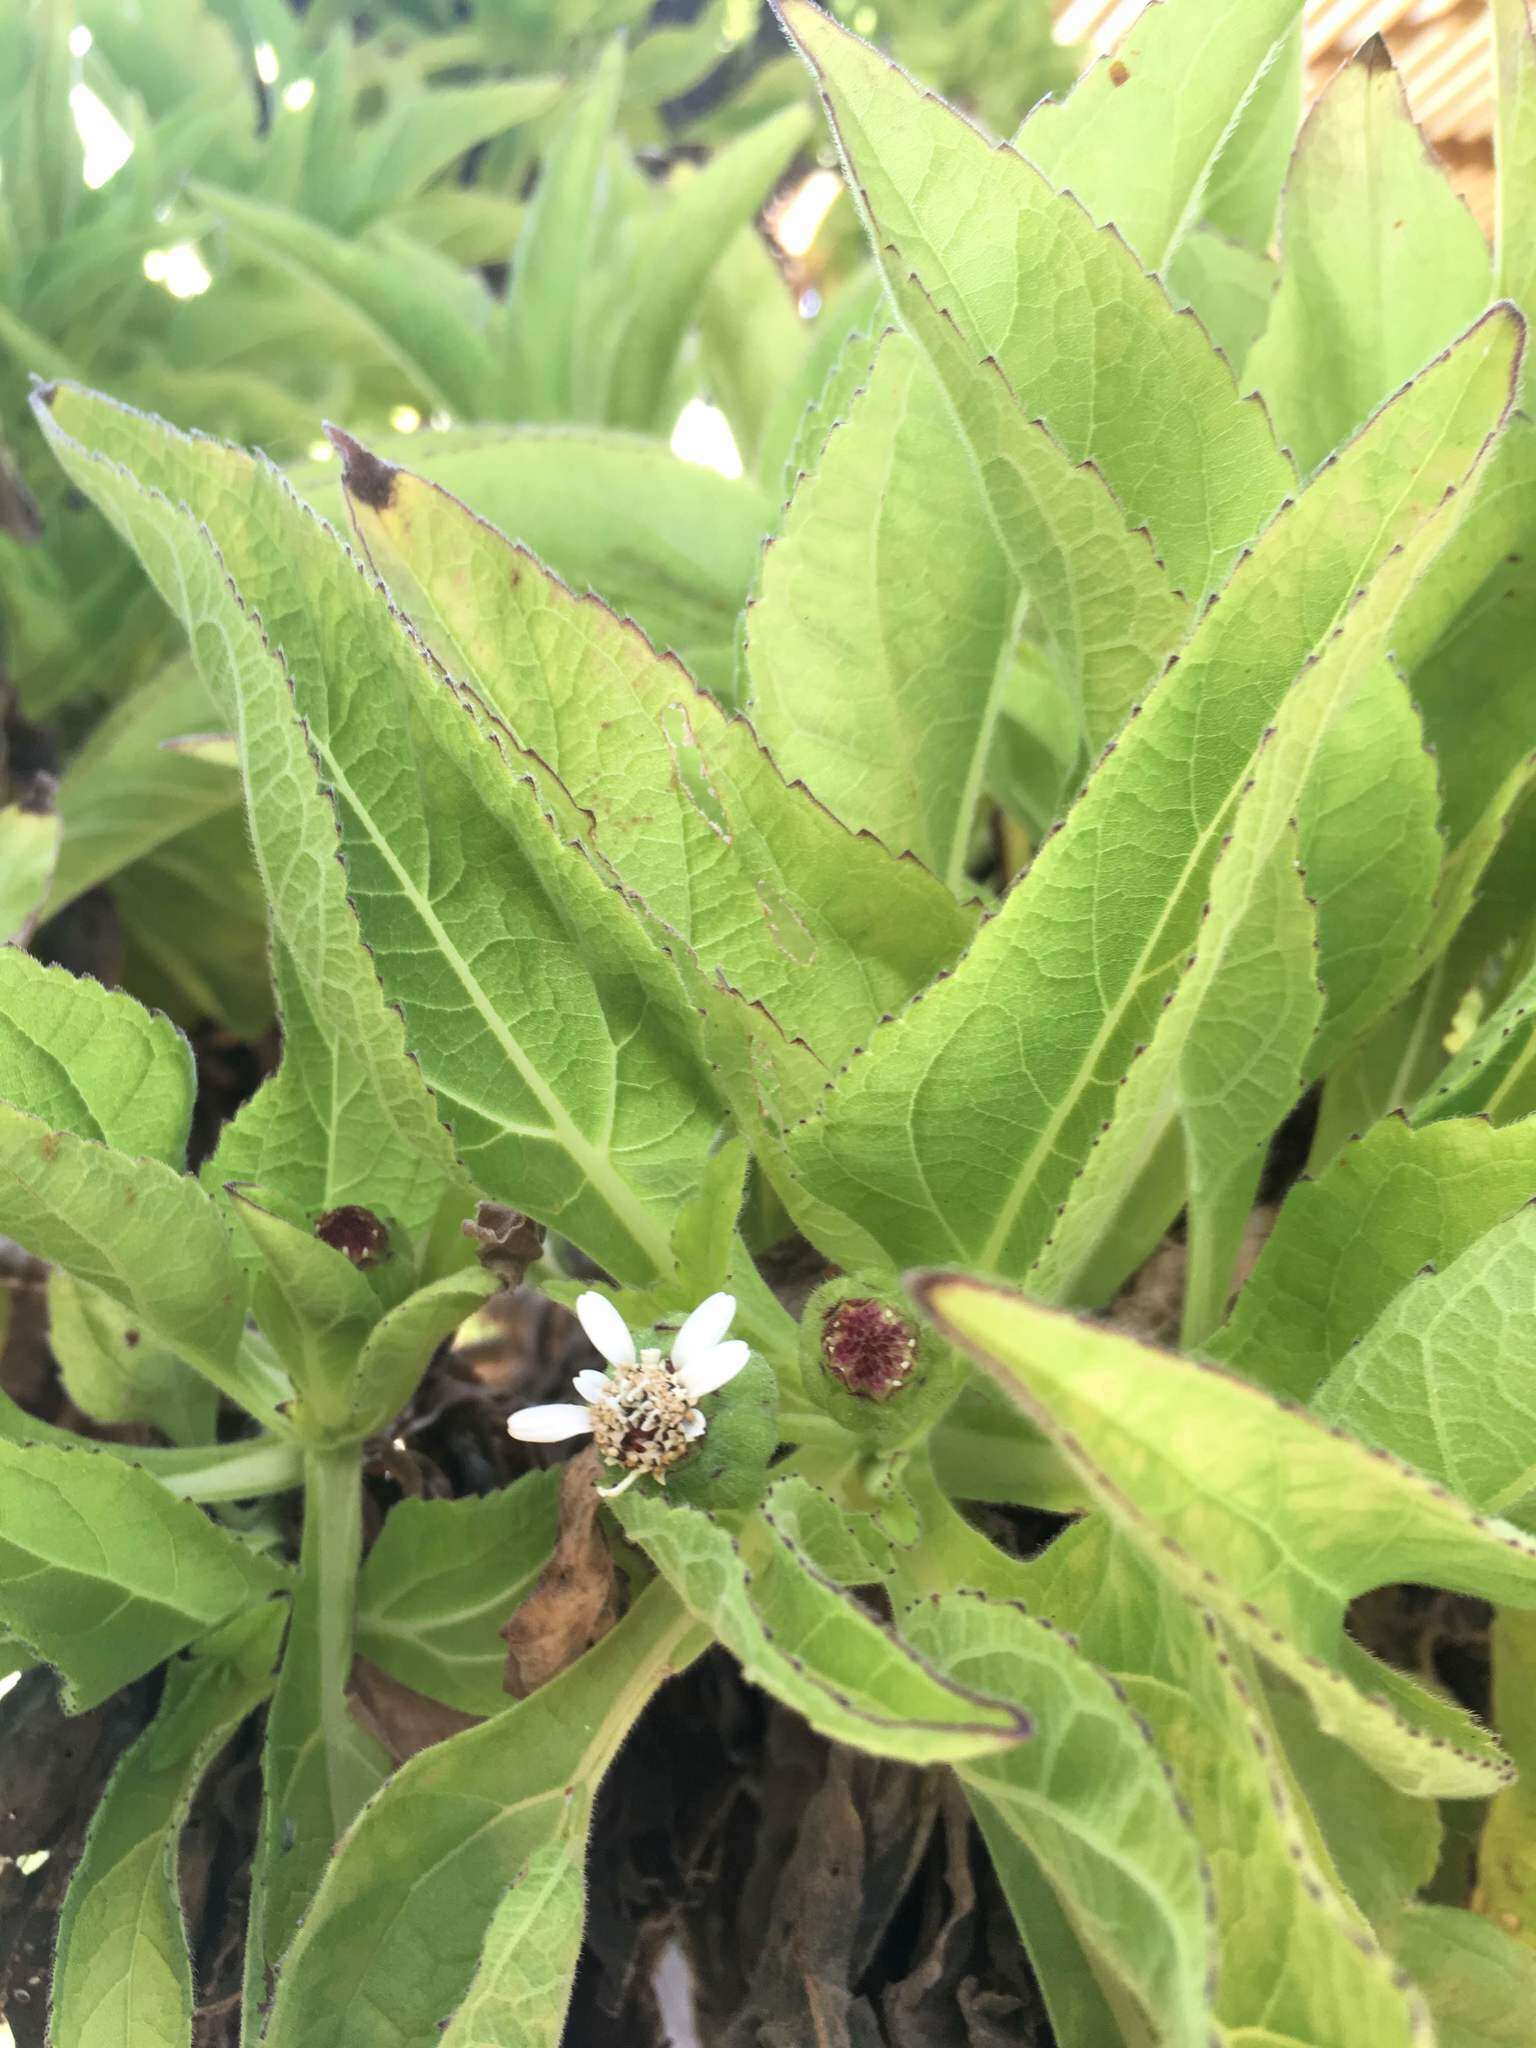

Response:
(314, 1204), (390, 1268)
(821, 1297), (917, 1402)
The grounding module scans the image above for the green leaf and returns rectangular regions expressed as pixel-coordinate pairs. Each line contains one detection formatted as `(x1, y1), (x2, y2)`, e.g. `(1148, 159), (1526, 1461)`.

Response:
(1494, 0), (1536, 331)
(48, 1270), (217, 1449)
(698, 224), (807, 472)
(0, 1438), (285, 1710)
(43, 659), (238, 915)
(900, 1594), (1214, 2048)
(1385, 1904), (1536, 2047)
(0, 1388), (301, 1500)
(0, 948), (194, 1164)
(615, 1477), (1028, 1763)
(347, 1266), (498, 1439)
(1200, 15), (1302, 253)
(1212, 1112), (1536, 1402)
(230, 1193), (385, 1438)
(781, 312), (1519, 1282)
(598, 102), (812, 431)
(0, 798), (60, 942)
(748, 298), (1188, 885)
(1412, 952), (1536, 1127)
(40, 399), (723, 1288)
(261, 1583), (704, 2048)
(1401, 415), (1536, 853)
(336, 435), (975, 1090)
(296, 423), (774, 702)
(1314, 1203), (1536, 1517)
(1479, 1609), (1536, 1957)
(350, 78), (563, 224)
(114, 805), (275, 1041)
(499, 37), (627, 422)
(33, 386), (462, 1246)
(355, 1472), (560, 1717)
(1164, 226), (1276, 376)
(1030, 708), (1321, 1336)
(1265, 1680), (1441, 1925)
(0, 1104), (276, 1419)
(1026, 1519), (1434, 2046)
(774, 0), (1294, 601)
(915, 1270), (1536, 1796)
(50, 1601), (285, 2048)
(1246, 40), (1493, 476)
(190, 183), (495, 418)
(1296, 655), (1442, 1074)
(437, 1845), (583, 2048)
(1017, 0), (1303, 276)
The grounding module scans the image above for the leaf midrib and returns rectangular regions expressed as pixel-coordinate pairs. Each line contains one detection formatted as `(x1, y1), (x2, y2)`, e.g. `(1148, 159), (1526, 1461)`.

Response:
(308, 732), (673, 1276)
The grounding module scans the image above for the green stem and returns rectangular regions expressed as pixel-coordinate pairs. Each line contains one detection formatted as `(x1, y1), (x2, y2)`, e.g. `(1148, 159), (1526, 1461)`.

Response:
(302, 1444), (370, 1836)
(157, 1434), (305, 1501)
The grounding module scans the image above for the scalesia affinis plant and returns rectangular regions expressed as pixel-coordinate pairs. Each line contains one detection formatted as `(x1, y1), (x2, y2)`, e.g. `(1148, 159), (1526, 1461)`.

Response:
(6, 0), (1536, 2041)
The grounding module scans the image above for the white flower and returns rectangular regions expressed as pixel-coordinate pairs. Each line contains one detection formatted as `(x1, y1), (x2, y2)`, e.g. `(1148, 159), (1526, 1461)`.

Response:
(507, 1291), (749, 1498)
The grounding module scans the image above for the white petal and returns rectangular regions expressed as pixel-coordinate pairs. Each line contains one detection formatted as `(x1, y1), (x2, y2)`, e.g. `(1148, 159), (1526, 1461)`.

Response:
(575, 1291), (635, 1367)
(671, 1291), (737, 1371)
(572, 1369), (610, 1405)
(678, 1338), (749, 1402)
(683, 1411), (707, 1439)
(507, 1402), (596, 1444)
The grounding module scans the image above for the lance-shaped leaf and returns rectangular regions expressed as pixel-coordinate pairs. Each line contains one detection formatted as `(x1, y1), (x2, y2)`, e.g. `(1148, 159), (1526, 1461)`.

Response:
(1412, 952), (1536, 1128)
(189, 182), (495, 419)
(745, 328), (1021, 887)
(1025, 1519), (1435, 2047)
(1212, 1113), (1536, 1402)
(230, 1193), (385, 1438)
(916, 1271), (1536, 1797)
(1165, 227), (1276, 378)
(346, 1266), (499, 1439)
(498, 38), (627, 422)
(1386, 1904), (1536, 2046)
(0, 798), (60, 942)
(38, 388), (716, 1286)
(50, 1601), (285, 2048)
(772, 0), (1294, 601)
(1296, 655), (1441, 1074)
(43, 658), (238, 916)
(0, 1105), (273, 1419)
(595, 103), (813, 431)
(901, 1593), (1215, 2048)
(1495, 0), (1536, 331)
(436, 1843), (582, 2048)
(1479, 1609), (1536, 1955)
(1030, 717), (1320, 1331)
(0, 947), (194, 1165)
(1016, 0), (1303, 277)
(0, 1438), (285, 1710)
(1201, 15), (1303, 254)
(34, 386), (461, 1245)
(294, 423), (774, 703)
(747, 300), (1189, 884)
(261, 1583), (705, 2048)
(782, 311), (1520, 1281)
(1246, 39), (1493, 476)
(48, 1269), (215, 1449)
(356, 1471), (560, 1717)
(615, 1479), (1029, 1763)
(336, 432), (976, 1080)
(1313, 1203), (1536, 1519)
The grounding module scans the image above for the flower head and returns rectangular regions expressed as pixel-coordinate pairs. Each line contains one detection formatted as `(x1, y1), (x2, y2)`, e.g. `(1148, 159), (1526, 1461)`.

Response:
(820, 1295), (917, 1401)
(507, 1291), (749, 1498)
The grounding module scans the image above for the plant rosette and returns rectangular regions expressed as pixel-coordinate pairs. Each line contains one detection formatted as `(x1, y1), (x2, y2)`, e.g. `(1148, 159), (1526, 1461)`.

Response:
(508, 1291), (778, 1510)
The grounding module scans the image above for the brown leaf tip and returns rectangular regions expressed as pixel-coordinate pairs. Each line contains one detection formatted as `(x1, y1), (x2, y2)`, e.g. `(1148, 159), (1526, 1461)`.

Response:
(821, 1297), (917, 1402)
(315, 1204), (391, 1267)
(327, 425), (397, 511)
